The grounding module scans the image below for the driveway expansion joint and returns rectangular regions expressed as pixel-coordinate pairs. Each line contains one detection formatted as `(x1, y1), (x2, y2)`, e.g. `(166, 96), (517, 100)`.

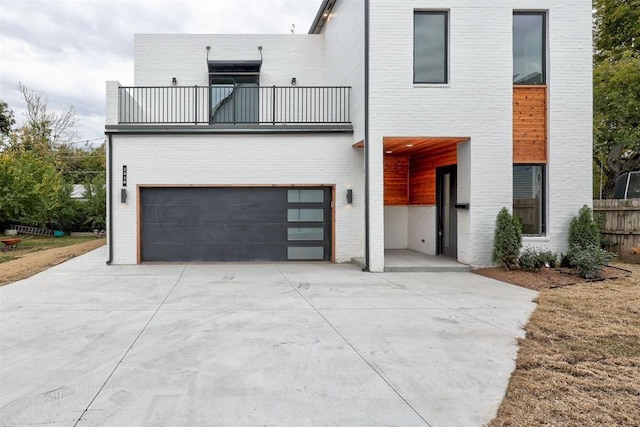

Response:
(274, 265), (432, 427)
(72, 265), (188, 426)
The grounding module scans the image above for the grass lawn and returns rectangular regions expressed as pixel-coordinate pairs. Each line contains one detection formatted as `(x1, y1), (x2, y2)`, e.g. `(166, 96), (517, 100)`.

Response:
(490, 264), (640, 426)
(0, 235), (96, 263)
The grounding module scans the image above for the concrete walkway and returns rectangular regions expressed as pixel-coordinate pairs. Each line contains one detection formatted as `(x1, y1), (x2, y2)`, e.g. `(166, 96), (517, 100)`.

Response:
(0, 247), (537, 426)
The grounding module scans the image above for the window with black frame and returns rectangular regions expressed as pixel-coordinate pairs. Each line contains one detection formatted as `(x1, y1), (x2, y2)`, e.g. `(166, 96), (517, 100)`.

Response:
(513, 13), (546, 85)
(513, 165), (545, 235)
(414, 11), (448, 84)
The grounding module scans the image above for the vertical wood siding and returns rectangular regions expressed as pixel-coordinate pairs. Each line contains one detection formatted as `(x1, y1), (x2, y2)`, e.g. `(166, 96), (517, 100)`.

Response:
(384, 145), (457, 206)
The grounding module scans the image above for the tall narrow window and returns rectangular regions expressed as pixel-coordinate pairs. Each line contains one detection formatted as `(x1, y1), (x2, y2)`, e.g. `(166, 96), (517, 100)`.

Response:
(414, 11), (448, 84)
(513, 165), (545, 235)
(513, 13), (546, 84)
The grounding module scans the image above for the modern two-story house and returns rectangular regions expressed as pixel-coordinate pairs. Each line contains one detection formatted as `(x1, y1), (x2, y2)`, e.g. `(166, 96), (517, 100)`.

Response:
(105, 0), (592, 272)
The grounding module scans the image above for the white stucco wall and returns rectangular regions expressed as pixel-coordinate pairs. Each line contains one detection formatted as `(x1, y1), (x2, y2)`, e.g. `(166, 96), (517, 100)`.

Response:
(366, 0), (592, 268)
(109, 133), (364, 264)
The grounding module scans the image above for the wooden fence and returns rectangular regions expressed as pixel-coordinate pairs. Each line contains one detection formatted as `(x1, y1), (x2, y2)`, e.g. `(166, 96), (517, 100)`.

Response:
(593, 199), (640, 263)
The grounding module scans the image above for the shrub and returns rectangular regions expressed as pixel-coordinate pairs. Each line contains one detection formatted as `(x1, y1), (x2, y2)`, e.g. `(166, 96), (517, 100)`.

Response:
(560, 252), (572, 268)
(519, 247), (558, 270)
(538, 250), (559, 268)
(568, 205), (601, 250)
(569, 245), (616, 279)
(492, 207), (522, 269)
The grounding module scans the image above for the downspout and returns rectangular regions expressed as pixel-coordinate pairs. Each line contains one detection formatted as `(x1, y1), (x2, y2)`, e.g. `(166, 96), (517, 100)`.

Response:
(106, 134), (113, 265)
(363, 0), (370, 271)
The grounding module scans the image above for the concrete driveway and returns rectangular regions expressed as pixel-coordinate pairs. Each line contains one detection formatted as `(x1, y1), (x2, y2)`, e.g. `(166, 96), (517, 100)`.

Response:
(0, 247), (537, 426)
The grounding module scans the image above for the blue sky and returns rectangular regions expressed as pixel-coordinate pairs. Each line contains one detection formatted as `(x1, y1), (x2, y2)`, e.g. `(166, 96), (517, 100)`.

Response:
(0, 0), (321, 145)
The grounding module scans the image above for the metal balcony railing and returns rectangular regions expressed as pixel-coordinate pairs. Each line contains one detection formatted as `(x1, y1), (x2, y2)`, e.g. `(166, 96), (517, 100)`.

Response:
(118, 85), (351, 125)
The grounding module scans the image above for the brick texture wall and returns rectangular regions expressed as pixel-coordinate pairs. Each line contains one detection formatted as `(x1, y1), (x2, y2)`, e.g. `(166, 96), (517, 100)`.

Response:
(110, 133), (364, 264)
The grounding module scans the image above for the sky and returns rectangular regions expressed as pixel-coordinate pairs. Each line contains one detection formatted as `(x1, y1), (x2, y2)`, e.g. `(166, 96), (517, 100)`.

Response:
(0, 0), (322, 146)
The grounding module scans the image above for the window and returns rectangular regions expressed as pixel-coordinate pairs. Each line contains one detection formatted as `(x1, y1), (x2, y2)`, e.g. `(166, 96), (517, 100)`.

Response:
(414, 11), (448, 84)
(513, 13), (546, 85)
(513, 165), (545, 235)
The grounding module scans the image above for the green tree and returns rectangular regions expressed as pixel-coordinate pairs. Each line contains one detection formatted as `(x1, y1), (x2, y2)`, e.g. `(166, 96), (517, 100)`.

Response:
(594, 0), (640, 60)
(0, 151), (74, 228)
(593, 53), (640, 197)
(593, 0), (640, 197)
(0, 100), (15, 136)
(82, 174), (106, 230)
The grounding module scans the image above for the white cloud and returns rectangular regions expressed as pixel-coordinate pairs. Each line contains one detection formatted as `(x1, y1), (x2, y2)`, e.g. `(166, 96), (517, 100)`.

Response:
(0, 0), (321, 142)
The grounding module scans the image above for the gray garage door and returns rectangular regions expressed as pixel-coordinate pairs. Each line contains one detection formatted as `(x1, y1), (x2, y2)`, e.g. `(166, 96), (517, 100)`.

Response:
(140, 187), (332, 262)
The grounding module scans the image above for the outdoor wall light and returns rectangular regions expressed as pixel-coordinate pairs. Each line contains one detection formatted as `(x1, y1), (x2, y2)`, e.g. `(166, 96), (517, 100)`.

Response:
(291, 77), (297, 86)
(121, 188), (127, 204)
(346, 189), (353, 204)
(172, 77), (177, 86)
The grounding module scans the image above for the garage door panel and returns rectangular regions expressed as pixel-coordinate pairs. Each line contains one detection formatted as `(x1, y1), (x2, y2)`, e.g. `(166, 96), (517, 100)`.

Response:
(140, 187), (331, 262)
(142, 223), (288, 243)
(142, 243), (287, 263)
(142, 205), (285, 224)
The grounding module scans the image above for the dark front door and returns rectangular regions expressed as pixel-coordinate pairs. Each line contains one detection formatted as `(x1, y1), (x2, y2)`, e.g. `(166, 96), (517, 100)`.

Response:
(436, 165), (457, 258)
(140, 187), (331, 262)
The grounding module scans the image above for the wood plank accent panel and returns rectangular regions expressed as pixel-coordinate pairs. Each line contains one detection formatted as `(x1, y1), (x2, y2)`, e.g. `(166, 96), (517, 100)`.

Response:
(384, 156), (409, 205)
(409, 145), (457, 205)
(513, 86), (547, 163)
(384, 136), (468, 156)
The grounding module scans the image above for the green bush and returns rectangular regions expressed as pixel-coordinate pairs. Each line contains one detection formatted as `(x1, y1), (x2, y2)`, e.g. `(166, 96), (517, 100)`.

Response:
(519, 247), (558, 270)
(568, 205), (601, 250)
(569, 245), (616, 279)
(492, 207), (522, 269)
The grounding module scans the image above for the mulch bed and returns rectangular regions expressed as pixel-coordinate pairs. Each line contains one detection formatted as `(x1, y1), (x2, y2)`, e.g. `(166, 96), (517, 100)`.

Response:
(473, 264), (632, 291)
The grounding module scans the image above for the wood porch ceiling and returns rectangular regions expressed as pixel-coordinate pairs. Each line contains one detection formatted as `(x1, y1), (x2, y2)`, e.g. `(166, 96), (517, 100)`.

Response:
(352, 136), (470, 156)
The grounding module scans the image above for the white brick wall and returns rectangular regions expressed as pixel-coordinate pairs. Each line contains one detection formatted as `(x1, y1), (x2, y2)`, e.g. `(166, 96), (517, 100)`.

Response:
(105, 81), (120, 126)
(106, 0), (592, 269)
(322, 0), (366, 144)
(134, 34), (326, 87)
(109, 133), (364, 264)
(365, 0), (592, 268)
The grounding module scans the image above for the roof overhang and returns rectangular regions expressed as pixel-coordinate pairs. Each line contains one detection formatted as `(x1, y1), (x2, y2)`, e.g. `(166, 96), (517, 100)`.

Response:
(353, 136), (470, 156)
(309, 0), (338, 34)
(208, 60), (262, 75)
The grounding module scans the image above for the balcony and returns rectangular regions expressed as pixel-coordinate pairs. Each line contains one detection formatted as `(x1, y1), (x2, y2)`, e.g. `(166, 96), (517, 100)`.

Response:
(116, 85), (351, 127)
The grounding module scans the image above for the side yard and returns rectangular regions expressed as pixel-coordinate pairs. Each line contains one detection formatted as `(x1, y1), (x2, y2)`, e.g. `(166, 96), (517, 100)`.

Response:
(0, 236), (105, 286)
(490, 264), (640, 426)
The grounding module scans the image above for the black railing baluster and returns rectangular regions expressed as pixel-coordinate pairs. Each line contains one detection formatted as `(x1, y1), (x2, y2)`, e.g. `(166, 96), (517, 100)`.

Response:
(194, 85), (198, 125)
(272, 85), (276, 125)
(115, 85), (351, 125)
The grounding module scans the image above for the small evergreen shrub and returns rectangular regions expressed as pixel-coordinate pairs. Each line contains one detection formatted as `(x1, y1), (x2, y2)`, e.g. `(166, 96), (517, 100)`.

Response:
(519, 247), (558, 270)
(492, 207), (522, 269)
(560, 252), (572, 268)
(568, 205), (601, 250)
(569, 245), (616, 279)
(539, 250), (559, 268)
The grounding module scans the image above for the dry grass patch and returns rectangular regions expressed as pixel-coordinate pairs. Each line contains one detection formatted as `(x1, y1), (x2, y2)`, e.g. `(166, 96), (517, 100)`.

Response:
(490, 264), (640, 426)
(0, 238), (105, 286)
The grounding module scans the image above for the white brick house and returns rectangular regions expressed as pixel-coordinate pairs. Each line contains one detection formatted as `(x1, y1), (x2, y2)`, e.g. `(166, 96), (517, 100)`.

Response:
(105, 0), (592, 271)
